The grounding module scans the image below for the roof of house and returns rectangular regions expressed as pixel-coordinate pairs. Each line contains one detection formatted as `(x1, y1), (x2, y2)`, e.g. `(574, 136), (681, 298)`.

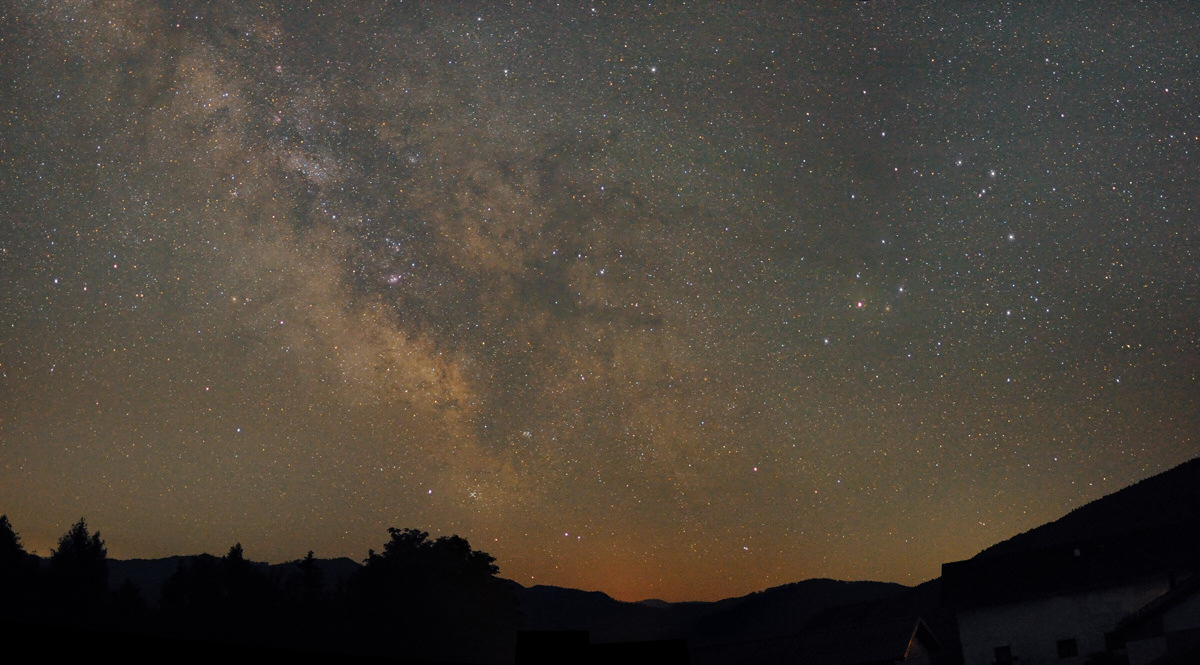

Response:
(1114, 572), (1200, 636)
(941, 526), (1200, 611)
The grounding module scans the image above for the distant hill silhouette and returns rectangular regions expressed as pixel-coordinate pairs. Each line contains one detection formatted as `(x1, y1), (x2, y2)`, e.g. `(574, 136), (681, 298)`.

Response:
(511, 583), (675, 642)
(681, 578), (908, 646)
(107, 555), (361, 607)
(509, 455), (1200, 654)
(689, 577), (962, 665)
(975, 456), (1200, 558)
(688, 457), (1200, 664)
(510, 578), (906, 646)
(101, 555), (908, 648)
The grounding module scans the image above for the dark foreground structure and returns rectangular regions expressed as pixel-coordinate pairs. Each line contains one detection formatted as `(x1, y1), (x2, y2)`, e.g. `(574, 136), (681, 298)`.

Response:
(3, 458), (1200, 664)
(0, 621), (449, 664)
(942, 529), (1200, 665)
(515, 630), (690, 665)
(940, 457), (1200, 665)
(693, 615), (940, 665)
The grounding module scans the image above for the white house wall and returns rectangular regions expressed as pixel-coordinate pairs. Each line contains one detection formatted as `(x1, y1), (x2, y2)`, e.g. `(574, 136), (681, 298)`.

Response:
(1162, 586), (1200, 633)
(1125, 636), (1168, 665)
(1126, 589), (1200, 665)
(957, 577), (1169, 665)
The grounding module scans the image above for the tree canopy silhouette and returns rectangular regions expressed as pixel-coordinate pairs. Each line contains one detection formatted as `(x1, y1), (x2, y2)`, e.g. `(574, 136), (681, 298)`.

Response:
(285, 550), (326, 608)
(159, 542), (284, 644)
(0, 517), (518, 661)
(48, 518), (108, 619)
(0, 515), (37, 620)
(344, 528), (518, 662)
(0, 515), (26, 567)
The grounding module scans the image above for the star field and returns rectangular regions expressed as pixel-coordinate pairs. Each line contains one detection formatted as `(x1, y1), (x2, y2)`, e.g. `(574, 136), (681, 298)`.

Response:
(1, 1), (1198, 601)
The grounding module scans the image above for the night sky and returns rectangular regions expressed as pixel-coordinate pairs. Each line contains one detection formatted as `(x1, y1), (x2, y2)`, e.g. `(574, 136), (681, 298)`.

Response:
(2, 1), (1198, 602)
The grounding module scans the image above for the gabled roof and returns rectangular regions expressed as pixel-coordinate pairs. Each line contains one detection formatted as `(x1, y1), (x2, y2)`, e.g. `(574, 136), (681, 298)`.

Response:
(1114, 572), (1200, 637)
(942, 526), (1199, 611)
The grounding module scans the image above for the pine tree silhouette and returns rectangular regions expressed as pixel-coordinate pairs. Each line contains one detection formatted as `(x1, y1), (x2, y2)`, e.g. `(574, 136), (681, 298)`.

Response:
(0, 515), (37, 620)
(48, 518), (108, 622)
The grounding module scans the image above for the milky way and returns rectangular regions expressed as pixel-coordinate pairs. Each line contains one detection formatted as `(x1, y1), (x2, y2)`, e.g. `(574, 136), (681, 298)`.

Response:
(1, 2), (1198, 601)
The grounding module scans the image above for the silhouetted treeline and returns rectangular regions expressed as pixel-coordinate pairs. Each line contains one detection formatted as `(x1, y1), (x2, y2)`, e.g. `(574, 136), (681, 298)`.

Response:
(0, 516), (517, 663)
